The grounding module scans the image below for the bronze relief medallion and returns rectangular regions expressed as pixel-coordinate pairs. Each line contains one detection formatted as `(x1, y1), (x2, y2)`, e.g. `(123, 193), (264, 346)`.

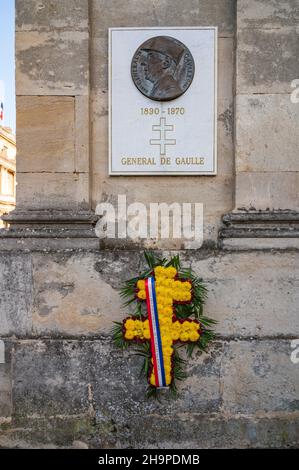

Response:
(131, 35), (195, 102)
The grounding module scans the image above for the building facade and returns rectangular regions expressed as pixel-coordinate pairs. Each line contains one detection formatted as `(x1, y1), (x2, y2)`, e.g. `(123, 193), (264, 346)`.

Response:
(0, 0), (298, 448)
(0, 126), (16, 225)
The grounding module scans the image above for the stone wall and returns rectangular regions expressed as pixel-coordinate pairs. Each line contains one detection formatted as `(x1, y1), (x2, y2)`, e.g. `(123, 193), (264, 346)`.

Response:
(0, 0), (298, 448)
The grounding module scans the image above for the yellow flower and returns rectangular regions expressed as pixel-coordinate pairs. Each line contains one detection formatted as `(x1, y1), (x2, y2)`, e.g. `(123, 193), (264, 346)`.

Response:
(156, 294), (164, 304)
(174, 280), (182, 290)
(172, 321), (181, 331)
(162, 336), (172, 347)
(134, 319), (143, 329)
(164, 297), (173, 306)
(154, 266), (167, 278)
(157, 304), (164, 315)
(163, 346), (173, 357)
(150, 374), (156, 386)
(125, 318), (135, 330)
(189, 331), (200, 342)
(137, 279), (145, 290)
(182, 321), (192, 332)
(173, 290), (183, 301)
(190, 322), (199, 331)
(165, 374), (172, 385)
(143, 329), (151, 339)
(160, 317), (172, 327)
(166, 266), (177, 278)
(171, 330), (180, 340)
(183, 292), (192, 301)
(163, 306), (173, 316)
(124, 330), (135, 340)
(179, 332), (189, 342)
(137, 290), (146, 300)
(183, 281), (192, 291)
(167, 278), (175, 288)
(143, 319), (149, 328)
(160, 325), (168, 336)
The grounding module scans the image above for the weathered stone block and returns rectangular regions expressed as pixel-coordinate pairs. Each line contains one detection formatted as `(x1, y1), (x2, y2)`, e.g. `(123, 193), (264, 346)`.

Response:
(237, 27), (299, 94)
(92, 0), (235, 38)
(75, 96), (90, 173)
(17, 96), (75, 173)
(237, 0), (299, 29)
(32, 253), (122, 336)
(16, 0), (89, 32)
(0, 366), (11, 418)
(121, 413), (299, 448)
(222, 237), (299, 251)
(16, 31), (89, 95)
(236, 95), (299, 172)
(218, 38), (234, 101)
(187, 251), (299, 337)
(2, 412), (299, 448)
(16, 172), (90, 210)
(222, 340), (299, 414)
(91, 173), (234, 245)
(10, 338), (299, 447)
(12, 250), (297, 338)
(235, 171), (299, 210)
(11, 339), (223, 421)
(0, 254), (32, 336)
(0, 341), (12, 418)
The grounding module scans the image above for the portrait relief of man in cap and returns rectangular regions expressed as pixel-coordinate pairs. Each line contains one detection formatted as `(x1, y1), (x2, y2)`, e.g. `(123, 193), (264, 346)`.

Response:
(131, 36), (194, 101)
(140, 36), (185, 100)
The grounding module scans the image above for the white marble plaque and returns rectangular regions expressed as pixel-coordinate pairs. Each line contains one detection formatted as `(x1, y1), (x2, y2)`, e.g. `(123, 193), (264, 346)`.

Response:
(109, 27), (217, 175)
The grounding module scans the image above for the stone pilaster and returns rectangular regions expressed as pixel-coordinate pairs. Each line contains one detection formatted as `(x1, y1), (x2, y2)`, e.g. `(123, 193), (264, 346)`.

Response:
(0, 0), (99, 248)
(220, 0), (299, 249)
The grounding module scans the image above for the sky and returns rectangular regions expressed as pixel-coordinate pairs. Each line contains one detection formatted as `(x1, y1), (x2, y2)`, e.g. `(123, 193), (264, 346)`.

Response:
(0, 0), (15, 134)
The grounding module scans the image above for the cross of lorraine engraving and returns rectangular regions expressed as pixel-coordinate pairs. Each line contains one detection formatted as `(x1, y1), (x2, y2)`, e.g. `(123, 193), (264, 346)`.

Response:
(150, 117), (176, 155)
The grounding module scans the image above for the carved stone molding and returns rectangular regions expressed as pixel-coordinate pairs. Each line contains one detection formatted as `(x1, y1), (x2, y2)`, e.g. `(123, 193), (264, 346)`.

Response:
(0, 210), (99, 250)
(219, 210), (299, 250)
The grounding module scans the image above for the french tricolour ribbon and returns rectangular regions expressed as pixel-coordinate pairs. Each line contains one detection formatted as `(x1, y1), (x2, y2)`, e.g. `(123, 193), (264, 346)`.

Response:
(145, 276), (167, 388)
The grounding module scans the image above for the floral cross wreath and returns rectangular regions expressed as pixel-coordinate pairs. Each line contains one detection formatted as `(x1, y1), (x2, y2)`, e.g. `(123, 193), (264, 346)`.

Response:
(112, 252), (216, 397)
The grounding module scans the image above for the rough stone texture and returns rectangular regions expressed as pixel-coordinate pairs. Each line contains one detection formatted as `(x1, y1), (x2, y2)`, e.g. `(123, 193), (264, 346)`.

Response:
(220, 210), (299, 249)
(92, 0), (235, 38)
(16, 31), (89, 96)
(32, 253), (122, 336)
(10, 340), (223, 420)
(17, 96), (75, 173)
(236, 95), (299, 172)
(0, 254), (32, 336)
(1, 337), (297, 448)
(222, 237), (299, 250)
(75, 96), (90, 173)
(235, 172), (299, 210)
(233, 0), (299, 218)
(237, 0), (299, 29)
(222, 340), (299, 414)
(16, 172), (90, 210)
(237, 27), (299, 94)
(1, 250), (299, 340)
(16, 0), (89, 31)
(0, 341), (12, 418)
